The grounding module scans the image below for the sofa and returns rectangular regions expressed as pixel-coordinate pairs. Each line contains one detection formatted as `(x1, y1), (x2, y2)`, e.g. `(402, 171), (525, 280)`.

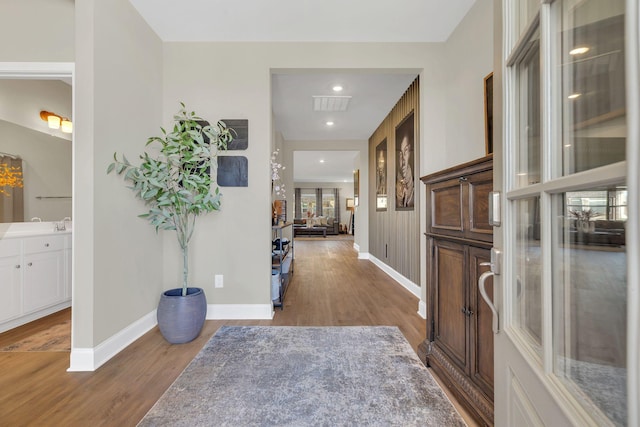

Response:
(293, 216), (340, 236)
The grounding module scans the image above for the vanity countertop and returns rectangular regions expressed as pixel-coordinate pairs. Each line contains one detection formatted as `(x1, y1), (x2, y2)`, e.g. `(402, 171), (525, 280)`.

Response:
(0, 222), (72, 238)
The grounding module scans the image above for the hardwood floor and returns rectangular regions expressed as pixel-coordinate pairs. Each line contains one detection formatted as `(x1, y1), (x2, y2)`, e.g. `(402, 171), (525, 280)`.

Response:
(0, 238), (460, 426)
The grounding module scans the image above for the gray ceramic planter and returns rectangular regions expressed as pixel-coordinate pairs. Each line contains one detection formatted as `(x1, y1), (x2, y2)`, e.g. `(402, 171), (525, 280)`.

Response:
(157, 287), (207, 344)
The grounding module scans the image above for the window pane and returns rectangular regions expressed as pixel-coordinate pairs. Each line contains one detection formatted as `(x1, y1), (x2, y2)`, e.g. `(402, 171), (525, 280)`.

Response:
(553, 187), (627, 425)
(322, 190), (335, 218)
(300, 190), (316, 218)
(516, 28), (541, 187)
(561, 0), (626, 175)
(513, 197), (542, 353)
(516, 0), (540, 37)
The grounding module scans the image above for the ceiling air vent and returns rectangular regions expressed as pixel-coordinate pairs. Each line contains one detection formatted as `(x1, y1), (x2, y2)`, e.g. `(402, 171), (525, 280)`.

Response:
(312, 96), (352, 112)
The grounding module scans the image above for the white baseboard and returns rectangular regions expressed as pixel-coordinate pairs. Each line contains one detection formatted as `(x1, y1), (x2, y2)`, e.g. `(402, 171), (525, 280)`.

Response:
(67, 304), (273, 372)
(358, 252), (370, 260)
(418, 299), (427, 319)
(369, 254), (421, 300)
(207, 304), (273, 320)
(353, 242), (360, 252)
(68, 309), (157, 372)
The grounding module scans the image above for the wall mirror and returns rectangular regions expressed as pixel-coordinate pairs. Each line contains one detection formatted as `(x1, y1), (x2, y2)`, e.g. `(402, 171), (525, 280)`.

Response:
(0, 78), (72, 223)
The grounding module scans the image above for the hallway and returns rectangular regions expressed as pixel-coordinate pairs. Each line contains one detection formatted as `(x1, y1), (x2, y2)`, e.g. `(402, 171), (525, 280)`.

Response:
(0, 238), (445, 426)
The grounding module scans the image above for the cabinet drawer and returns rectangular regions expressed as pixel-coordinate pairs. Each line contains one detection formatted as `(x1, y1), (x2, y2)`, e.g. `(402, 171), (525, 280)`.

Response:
(0, 239), (21, 258)
(24, 235), (65, 254)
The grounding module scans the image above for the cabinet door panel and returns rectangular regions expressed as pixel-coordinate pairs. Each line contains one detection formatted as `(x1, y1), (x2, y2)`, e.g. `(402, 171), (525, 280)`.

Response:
(433, 239), (468, 372)
(0, 255), (22, 322)
(469, 246), (494, 398)
(430, 178), (463, 235)
(466, 170), (494, 242)
(23, 251), (64, 313)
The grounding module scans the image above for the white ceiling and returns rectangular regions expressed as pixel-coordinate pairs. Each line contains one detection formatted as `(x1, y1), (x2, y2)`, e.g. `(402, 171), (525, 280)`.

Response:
(128, 0), (476, 43)
(129, 0), (476, 182)
(294, 151), (359, 183)
(272, 72), (419, 141)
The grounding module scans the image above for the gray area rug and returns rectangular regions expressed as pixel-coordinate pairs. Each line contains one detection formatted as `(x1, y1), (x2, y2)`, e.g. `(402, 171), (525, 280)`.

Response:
(138, 326), (465, 426)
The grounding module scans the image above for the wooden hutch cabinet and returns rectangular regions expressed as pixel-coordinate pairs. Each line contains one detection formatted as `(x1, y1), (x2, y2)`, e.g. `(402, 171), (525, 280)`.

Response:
(419, 155), (495, 426)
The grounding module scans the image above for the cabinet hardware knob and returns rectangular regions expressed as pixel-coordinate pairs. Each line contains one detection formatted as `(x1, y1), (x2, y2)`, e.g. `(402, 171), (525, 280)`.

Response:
(15, 264), (20, 269)
(459, 176), (468, 182)
(45, 243), (50, 247)
(28, 262), (33, 267)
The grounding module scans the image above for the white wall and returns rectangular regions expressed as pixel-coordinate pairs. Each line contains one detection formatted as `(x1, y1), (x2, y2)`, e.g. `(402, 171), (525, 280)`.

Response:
(0, 0), (74, 62)
(442, 0), (494, 170)
(75, 0), (164, 349)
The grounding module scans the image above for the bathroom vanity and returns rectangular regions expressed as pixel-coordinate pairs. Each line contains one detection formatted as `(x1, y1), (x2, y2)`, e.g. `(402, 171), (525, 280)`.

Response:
(0, 222), (72, 333)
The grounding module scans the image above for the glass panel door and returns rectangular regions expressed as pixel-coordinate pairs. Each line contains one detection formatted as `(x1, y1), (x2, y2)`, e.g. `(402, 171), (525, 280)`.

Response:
(496, 0), (632, 425)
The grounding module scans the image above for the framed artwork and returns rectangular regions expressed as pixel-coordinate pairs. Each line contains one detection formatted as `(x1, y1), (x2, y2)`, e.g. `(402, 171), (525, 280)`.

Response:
(353, 169), (359, 207)
(484, 72), (494, 155)
(395, 111), (415, 211)
(375, 138), (387, 211)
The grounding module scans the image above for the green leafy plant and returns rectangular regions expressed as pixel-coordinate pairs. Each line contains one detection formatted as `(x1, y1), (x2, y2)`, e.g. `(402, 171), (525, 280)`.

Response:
(108, 104), (233, 296)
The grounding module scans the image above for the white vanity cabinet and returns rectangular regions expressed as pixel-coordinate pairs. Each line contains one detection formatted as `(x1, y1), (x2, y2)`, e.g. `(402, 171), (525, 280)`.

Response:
(23, 235), (65, 314)
(0, 239), (22, 323)
(0, 231), (72, 333)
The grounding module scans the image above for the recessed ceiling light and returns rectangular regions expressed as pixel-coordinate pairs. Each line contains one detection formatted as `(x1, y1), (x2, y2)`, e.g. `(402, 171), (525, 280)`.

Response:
(332, 85), (343, 92)
(326, 121), (334, 126)
(319, 159), (325, 163)
(568, 93), (581, 99)
(569, 46), (589, 55)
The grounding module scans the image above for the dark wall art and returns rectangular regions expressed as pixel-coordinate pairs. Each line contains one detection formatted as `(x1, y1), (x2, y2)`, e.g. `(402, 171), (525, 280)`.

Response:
(353, 169), (360, 207)
(375, 138), (387, 211)
(222, 119), (248, 150)
(395, 111), (415, 211)
(217, 156), (248, 187)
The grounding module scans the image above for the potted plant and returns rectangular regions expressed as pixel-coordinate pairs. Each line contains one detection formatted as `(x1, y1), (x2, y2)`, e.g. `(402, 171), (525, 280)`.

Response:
(107, 103), (233, 344)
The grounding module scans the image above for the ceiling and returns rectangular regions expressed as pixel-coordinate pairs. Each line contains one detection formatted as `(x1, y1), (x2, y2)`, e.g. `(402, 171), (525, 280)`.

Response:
(128, 0), (476, 43)
(294, 151), (359, 183)
(128, 0), (477, 182)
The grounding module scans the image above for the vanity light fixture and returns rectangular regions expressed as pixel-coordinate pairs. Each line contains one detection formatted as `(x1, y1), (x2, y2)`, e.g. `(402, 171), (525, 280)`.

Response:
(326, 121), (334, 126)
(568, 93), (581, 99)
(40, 110), (73, 133)
(332, 85), (343, 92)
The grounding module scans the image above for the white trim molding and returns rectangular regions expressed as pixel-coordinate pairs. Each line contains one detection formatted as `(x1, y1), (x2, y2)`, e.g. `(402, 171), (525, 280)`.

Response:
(206, 304), (274, 320)
(67, 309), (157, 372)
(418, 299), (427, 319)
(369, 254), (422, 306)
(0, 62), (74, 78)
(357, 251), (370, 260)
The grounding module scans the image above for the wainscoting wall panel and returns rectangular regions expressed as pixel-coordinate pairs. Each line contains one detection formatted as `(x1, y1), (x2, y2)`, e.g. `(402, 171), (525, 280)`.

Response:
(368, 77), (420, 285)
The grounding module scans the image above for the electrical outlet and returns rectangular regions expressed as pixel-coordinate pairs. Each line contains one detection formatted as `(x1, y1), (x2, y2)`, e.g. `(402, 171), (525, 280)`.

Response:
(215, 274), (223, 288)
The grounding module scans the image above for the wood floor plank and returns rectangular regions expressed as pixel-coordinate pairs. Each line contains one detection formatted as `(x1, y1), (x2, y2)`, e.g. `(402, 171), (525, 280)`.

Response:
(0, 238), (434, 426)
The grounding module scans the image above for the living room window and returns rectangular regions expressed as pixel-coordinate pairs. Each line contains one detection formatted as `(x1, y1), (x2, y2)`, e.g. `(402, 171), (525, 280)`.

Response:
(322, 191), (335, 218)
